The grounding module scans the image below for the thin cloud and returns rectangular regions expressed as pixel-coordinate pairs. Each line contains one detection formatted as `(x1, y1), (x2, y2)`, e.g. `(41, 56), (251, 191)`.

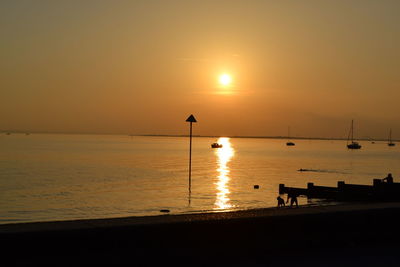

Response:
(176, 57), (210, 62)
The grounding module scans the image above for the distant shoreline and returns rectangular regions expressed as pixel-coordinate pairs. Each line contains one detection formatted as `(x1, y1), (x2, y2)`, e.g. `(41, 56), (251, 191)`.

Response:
(136, 134), (396, 142)
(1, 131), (396, 142)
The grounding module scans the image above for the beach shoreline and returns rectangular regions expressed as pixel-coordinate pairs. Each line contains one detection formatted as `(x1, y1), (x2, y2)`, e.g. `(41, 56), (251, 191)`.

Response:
(3, 202), (400, 265)
(0, 201), (395, 232)
(0, 202), (341, 233)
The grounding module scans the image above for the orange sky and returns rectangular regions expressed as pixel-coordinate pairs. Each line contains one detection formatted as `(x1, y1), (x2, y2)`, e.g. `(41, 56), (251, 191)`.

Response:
(1, 1), (399, 139)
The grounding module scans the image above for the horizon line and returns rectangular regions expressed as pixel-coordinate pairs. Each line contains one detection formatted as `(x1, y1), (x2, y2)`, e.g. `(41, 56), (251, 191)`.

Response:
(1, 131), (396, 142)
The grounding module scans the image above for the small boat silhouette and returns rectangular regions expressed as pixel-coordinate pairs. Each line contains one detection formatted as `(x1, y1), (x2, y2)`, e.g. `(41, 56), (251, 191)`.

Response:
(286, 126), (295, 146)
(211, 143), (223, 148)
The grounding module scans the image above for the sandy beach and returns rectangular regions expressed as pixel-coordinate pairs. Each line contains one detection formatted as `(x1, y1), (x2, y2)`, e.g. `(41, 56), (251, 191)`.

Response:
(3, 202), (400, 266)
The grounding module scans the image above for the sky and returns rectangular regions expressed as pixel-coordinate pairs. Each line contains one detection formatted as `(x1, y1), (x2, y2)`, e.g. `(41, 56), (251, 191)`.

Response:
(1, 0), (399, 139)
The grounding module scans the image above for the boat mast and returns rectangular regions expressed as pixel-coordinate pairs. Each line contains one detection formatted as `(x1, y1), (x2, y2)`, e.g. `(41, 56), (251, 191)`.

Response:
(351, 120), (354, 143)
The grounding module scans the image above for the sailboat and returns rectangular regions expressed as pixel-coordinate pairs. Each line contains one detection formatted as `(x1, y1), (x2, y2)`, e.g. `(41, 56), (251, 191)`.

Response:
(347, 120), (361, 149)
(286, 126), (295, 146)
(388, 129), (395, 147)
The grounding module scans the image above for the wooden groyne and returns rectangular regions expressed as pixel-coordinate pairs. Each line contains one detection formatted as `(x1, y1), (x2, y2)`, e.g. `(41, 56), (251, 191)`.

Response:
(279, 179), (400, 201)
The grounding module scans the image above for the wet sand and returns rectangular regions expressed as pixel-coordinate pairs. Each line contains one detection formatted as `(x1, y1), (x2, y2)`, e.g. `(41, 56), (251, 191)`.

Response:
(3, 203), (400, 266)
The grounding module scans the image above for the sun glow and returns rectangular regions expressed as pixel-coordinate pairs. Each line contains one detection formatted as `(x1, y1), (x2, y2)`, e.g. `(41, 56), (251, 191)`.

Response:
(218, 74), (232, 86)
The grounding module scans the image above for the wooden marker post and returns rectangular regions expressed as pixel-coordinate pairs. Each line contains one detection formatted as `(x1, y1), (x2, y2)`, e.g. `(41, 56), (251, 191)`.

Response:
(186, 114), (197, 203)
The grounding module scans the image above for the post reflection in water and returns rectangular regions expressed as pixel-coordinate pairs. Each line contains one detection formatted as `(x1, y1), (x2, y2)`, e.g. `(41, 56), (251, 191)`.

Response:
(214, 137), (235, 210)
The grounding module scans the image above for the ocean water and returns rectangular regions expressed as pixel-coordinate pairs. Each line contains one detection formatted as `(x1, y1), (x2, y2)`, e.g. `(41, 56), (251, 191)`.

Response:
(0, 134), (399, 224)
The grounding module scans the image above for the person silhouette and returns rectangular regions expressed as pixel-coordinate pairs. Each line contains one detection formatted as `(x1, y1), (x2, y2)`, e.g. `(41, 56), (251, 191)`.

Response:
(382, 173), (394, 184)
(286, 191), (299, 208)
(277, 196), (285, 207)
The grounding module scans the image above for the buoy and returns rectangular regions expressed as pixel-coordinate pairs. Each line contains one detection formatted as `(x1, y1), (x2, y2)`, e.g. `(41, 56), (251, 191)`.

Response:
(160, 209), (170, 213)
(254, 185), (259, 189)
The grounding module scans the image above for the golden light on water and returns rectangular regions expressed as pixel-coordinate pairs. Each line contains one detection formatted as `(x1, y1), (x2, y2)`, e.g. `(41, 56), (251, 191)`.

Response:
(214, 137), (235, 210)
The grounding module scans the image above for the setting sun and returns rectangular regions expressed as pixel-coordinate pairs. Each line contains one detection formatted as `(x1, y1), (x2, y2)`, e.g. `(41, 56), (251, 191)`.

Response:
(218, 74), (232, 86)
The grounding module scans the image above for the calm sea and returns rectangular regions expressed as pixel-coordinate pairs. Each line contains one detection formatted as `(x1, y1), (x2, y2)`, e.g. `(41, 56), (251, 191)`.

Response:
(0, 134), (399, 224)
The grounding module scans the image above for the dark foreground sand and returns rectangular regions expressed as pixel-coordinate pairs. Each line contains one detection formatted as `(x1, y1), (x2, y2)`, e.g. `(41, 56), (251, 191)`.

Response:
(3, 203), (400, 266)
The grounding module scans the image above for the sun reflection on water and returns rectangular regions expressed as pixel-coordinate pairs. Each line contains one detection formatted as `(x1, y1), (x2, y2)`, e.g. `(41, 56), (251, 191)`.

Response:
(214, 137), (235, 210)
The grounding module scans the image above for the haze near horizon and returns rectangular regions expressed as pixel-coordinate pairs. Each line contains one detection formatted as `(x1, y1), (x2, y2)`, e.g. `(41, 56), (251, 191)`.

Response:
(1, 1), (399, 139)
